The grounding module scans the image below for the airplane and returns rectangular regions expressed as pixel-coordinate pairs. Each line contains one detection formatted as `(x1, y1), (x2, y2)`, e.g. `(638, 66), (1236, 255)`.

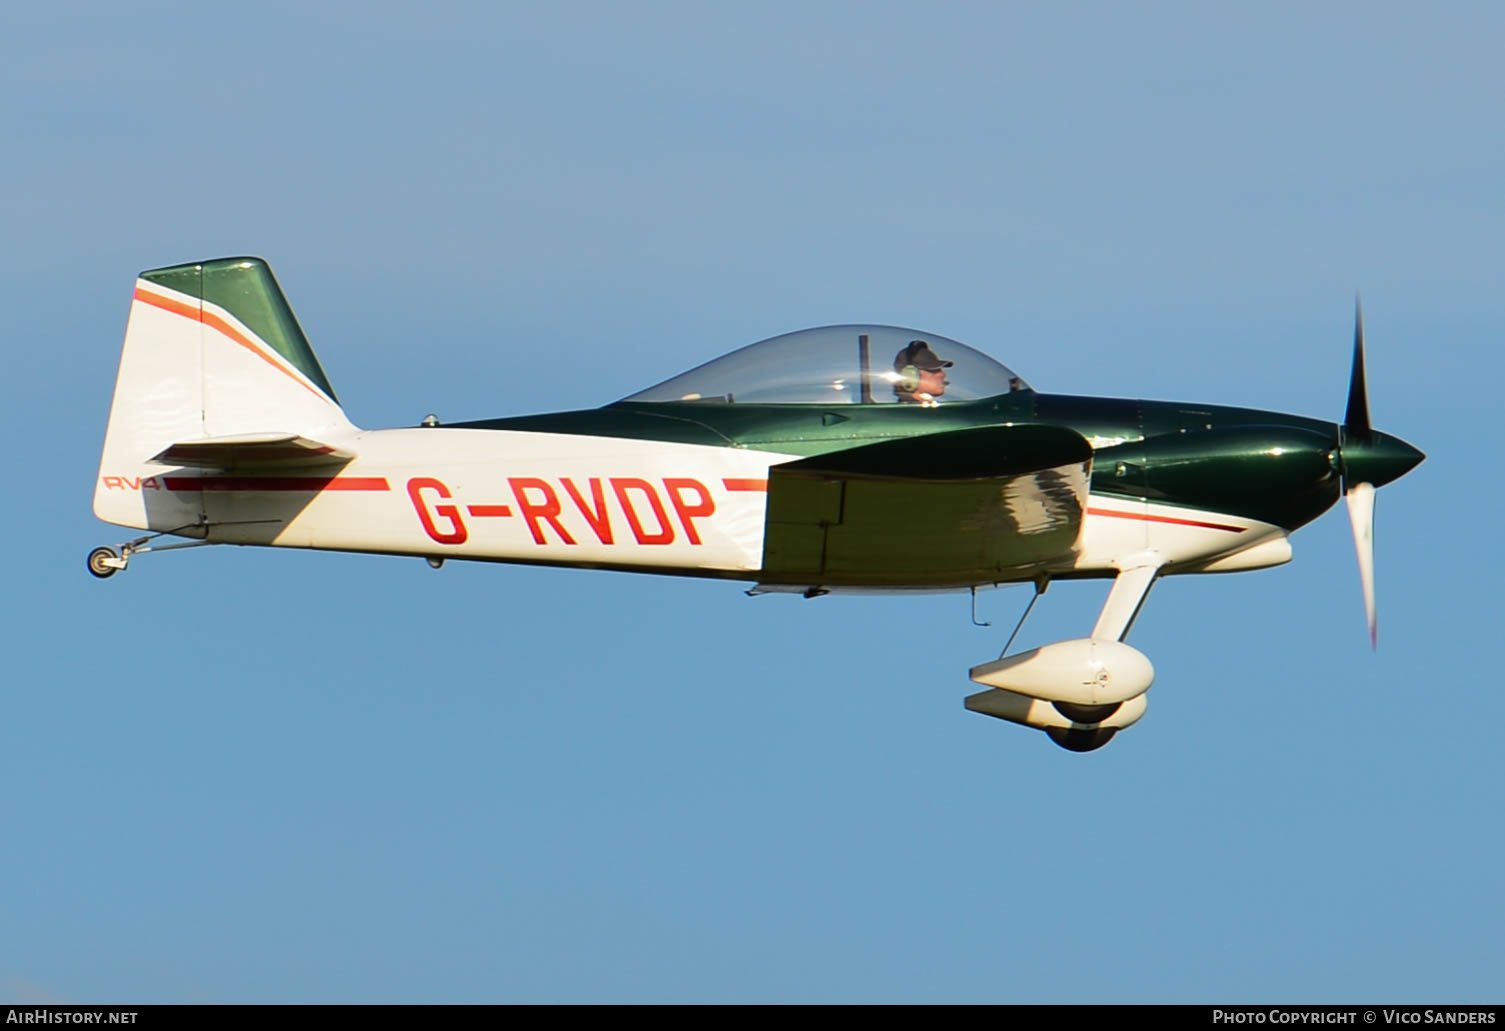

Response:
(88, 256), (1424, 751)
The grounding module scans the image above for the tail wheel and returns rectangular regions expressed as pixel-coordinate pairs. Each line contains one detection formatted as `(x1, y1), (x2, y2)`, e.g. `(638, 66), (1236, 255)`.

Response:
(87, 546), (120, 579)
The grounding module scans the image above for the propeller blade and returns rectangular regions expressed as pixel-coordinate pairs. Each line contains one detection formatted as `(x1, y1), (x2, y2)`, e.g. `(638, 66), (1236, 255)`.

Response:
(1345, 481), (1377, 648)
(1344, 298), (1371, 442)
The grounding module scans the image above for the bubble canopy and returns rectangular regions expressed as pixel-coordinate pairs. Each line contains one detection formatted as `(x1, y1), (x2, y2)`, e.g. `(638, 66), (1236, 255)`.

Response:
(621, 325), (1030, 406)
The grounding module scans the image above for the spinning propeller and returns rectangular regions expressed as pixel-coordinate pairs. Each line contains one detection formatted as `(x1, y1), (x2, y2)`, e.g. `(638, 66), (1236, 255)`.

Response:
(1334, 301), (1424, 648)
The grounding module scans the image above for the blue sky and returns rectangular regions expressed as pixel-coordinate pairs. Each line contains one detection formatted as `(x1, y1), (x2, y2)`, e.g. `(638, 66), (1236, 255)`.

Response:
(5, 1), (1501, 1003)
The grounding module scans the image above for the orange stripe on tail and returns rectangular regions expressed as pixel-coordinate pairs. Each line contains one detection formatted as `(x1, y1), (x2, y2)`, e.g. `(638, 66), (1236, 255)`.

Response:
(134, 286), (331, 404)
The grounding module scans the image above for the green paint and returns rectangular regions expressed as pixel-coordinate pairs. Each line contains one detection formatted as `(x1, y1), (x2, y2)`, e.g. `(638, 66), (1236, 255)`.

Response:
(760, 426), (1092, 586)
(454, 379), (1422, 535)
(141, 257), (338, 403)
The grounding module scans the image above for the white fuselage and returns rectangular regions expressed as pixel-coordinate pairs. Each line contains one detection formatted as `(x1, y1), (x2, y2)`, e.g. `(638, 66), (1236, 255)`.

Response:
(97, 426), (1290, 585)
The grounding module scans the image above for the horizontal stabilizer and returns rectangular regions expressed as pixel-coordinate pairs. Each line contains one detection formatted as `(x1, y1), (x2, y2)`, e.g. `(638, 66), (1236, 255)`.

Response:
(149, 433), (355, 470)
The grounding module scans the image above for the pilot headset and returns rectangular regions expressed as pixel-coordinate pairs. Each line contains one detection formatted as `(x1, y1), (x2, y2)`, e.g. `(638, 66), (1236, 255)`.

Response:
(896, 340), (933, 393)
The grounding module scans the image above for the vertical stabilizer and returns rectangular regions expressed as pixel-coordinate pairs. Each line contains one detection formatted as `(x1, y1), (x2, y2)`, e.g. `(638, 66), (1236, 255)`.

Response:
(93, 257), (356, 531)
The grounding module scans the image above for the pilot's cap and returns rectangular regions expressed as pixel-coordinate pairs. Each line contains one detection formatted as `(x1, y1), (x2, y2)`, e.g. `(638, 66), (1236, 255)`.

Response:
(895, 340), (953, 372)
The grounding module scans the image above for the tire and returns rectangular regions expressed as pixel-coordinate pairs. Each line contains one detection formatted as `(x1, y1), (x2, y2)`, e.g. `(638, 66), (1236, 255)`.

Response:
(1046, 727), (1118, 752)
(87, 546), (119, 579)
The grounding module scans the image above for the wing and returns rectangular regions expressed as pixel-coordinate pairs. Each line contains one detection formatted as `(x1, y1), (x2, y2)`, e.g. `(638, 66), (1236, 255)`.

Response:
(759, 425), (1092, 588)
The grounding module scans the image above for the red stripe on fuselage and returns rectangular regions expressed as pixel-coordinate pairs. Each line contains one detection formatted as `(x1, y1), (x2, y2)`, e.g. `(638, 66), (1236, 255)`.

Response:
(722, 478), (768, 492)
(1086, 506), (1245, 533)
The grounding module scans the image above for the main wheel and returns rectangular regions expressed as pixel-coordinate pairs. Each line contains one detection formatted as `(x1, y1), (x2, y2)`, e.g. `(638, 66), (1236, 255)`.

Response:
(1052, 701), (1122, 724)
(87, 546), (119, 579)
(1046, 726), (1118, 752)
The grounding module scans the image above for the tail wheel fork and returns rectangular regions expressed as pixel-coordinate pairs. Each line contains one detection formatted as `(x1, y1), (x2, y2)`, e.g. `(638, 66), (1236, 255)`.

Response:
(86, 519), (218, 580)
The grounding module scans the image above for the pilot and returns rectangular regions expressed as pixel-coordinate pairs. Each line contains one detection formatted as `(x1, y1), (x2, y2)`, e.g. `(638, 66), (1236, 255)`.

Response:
(892, 340), (952, 407)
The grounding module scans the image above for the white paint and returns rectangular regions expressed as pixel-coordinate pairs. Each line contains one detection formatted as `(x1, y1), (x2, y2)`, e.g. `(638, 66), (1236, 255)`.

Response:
(968, 638), (1155, 706)
(963, 687), (1148, 731)
(210, 428), (793, 574)
(1346, 480), (1378, 647)
(91, 275), (1301, 589)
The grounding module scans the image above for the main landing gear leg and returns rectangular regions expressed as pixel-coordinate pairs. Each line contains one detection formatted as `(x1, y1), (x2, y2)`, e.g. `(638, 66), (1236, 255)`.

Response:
(968, 564), (1163, 753)
(1090, 563), (1161, 643)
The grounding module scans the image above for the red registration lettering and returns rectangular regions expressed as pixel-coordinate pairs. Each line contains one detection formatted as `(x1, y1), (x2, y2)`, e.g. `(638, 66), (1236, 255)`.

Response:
(561, 477), (614, 544)
(610, 478), (675, 545)
(663, 478), (715, 545)
(407, 477), (469, 545)
(509, 478), (577, 545)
